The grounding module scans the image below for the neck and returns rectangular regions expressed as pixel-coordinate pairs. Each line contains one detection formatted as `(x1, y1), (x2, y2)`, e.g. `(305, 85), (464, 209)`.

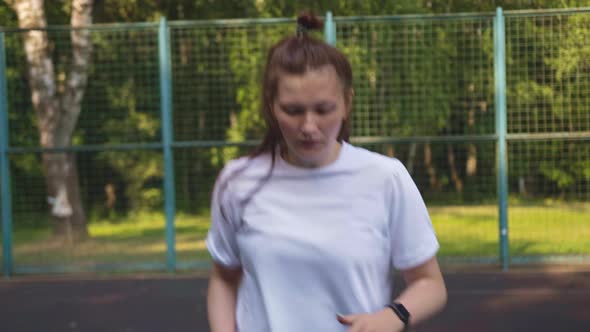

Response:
(283, 141), (342, 168)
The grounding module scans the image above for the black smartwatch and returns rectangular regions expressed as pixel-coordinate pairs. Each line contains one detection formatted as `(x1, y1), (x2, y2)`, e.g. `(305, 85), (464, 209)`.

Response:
(386, 302), (410, 330)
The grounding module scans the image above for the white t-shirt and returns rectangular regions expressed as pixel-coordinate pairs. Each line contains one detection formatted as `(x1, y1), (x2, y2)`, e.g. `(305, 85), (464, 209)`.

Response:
(206, 142), (439, 332)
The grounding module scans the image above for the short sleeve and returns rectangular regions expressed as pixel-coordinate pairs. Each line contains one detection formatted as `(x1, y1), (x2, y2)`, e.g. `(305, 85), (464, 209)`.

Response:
(389, 159), (439, 270)
(205, 164), (242, 268)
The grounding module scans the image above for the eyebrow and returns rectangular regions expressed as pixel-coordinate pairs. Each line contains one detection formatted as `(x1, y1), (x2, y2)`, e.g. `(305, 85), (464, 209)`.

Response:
(278, 101), (336, 109)
(278, 102), (304, 110)
(315, 101), (337, 109)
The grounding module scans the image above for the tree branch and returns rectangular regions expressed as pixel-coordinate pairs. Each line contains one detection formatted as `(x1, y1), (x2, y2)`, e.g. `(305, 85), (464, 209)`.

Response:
(57, 0), (93, 146)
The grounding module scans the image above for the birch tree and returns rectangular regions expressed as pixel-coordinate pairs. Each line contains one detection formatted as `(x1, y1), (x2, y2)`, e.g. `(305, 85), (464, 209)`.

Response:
(5, 0), (92, 239)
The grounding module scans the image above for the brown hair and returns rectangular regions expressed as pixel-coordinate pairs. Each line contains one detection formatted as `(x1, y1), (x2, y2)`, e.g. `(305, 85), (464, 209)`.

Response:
(252, 10), (354, 161)
(216, 11), (354, 225)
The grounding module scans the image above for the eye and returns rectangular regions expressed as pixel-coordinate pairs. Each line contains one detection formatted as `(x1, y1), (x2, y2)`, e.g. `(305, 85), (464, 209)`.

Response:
(315, 104), (336, 115)
(280, 104), (304, 115)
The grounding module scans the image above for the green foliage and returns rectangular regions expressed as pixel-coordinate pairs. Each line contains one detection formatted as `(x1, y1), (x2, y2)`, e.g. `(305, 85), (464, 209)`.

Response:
(0, 3), (16, 27)
(93, 0), (257, 22)
(503, 12), (590, 196)
(3, 1), (590, 220)
(220, 24), (292, 162)
(540, 162), (574, 188)
(545, 14), (590, 131)
(96, 111), (163, 210)
(97, 150), (163, 210)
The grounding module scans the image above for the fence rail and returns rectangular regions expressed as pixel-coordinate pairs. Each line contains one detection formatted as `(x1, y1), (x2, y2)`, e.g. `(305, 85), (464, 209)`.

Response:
(1, 7), (589, 276)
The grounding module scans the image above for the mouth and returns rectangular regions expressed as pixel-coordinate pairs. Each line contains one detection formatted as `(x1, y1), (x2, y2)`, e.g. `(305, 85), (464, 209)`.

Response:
(299, 140), (321, 149)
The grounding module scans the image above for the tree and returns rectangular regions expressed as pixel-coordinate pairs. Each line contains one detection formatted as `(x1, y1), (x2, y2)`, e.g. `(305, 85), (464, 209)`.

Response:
(5, 0), (93, 239)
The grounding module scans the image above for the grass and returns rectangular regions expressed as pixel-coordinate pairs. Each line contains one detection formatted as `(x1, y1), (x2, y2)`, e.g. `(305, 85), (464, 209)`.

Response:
(2, 202), (589, 270)
(431, 202), (590, 258)
(7, 212), (212, 267)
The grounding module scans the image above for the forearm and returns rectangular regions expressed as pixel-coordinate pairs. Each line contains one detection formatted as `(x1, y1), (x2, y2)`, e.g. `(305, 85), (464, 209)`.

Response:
(338, 259), (446, 332)
(207, 265), (242, 332)
(394, 276), (446, 326)
(394, 257), (447, 328)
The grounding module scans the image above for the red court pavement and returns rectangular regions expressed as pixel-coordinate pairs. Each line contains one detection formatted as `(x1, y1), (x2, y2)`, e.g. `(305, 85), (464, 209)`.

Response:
(1, 267), (589, 332)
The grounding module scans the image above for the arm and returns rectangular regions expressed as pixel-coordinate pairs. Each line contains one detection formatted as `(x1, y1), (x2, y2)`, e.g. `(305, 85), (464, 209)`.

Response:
(394, 256), (447, 327)
(337, 256), (446, 332)
(207, 262), (243, 332)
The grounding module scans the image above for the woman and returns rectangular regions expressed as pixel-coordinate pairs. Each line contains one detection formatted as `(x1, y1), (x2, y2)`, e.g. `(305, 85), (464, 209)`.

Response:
(206, 11), (447, 332)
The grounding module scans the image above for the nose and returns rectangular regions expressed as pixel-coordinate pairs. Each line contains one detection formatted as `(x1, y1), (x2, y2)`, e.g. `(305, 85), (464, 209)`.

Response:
(300, 112), (319, 137)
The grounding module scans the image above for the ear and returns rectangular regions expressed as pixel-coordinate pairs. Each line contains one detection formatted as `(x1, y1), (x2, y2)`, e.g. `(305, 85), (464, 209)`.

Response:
(344, 88), (355, 119)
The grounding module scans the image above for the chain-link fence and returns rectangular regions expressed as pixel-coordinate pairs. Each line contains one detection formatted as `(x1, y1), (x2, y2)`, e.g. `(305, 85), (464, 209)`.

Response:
(1, 7), (589, 276)
(505, 10), (590, 264)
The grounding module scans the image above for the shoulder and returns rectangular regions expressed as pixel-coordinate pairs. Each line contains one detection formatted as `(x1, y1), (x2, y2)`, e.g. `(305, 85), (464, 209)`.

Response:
(344, 143), (408, 178)
(214, 153), (274, 199)
(218, 153), (272, 181)
(217, 156), (251, 180)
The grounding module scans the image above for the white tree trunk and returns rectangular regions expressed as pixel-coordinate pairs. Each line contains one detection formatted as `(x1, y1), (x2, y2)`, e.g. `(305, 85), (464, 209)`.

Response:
(10, 0), (93, 239)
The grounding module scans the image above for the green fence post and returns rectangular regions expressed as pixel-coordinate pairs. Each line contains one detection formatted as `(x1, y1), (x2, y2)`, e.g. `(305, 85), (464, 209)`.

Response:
(0, 32), (13, 278)
(324, 11), (336, 46)
(494, 7), (509, 271)
(158, 17), (176, 272)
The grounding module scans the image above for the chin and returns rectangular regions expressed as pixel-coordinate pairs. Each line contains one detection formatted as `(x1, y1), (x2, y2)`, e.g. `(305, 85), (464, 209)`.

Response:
(293, 152), (327, 168)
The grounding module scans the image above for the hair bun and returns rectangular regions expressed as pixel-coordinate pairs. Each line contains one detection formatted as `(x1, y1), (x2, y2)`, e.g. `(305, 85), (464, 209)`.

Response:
(297, 11), (323, 31)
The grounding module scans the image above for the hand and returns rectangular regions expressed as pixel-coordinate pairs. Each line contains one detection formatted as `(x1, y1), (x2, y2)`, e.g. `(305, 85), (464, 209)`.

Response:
(337, 308), (405, 332)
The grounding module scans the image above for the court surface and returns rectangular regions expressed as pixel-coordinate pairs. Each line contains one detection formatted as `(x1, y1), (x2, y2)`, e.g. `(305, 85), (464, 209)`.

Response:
(1, 266), (589, 332)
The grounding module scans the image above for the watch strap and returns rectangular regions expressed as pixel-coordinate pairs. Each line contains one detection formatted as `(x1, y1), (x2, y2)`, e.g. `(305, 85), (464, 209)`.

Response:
(386, 302), (410, 329)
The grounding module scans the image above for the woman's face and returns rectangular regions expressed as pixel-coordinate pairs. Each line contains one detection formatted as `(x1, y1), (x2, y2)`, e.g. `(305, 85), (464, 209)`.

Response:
(273, 65), (351, 168)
